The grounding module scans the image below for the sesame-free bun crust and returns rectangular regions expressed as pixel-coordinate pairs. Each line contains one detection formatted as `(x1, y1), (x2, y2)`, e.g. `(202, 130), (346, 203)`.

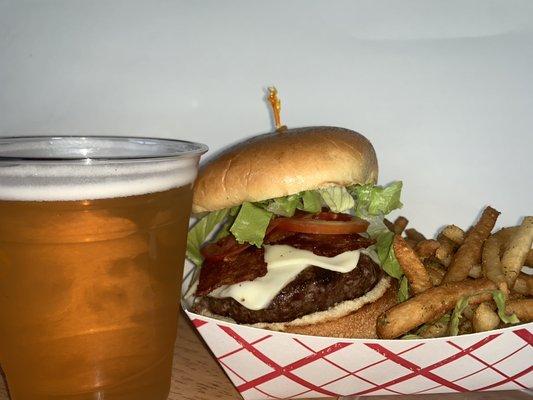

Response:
(193, 126), (378, 213)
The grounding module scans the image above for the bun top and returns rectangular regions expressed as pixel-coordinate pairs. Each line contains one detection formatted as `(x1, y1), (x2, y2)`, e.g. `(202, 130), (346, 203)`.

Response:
(192, 126), (378, 213)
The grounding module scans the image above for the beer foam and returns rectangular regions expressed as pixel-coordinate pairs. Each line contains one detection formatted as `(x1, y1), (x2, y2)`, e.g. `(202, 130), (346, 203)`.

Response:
(0, 137), (206, 201)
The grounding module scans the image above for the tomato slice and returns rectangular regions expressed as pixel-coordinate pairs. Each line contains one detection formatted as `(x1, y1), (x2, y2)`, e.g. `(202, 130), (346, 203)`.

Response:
(202, 211), (368, 260)
(274, 215), (369, 235)
(201, 235), (249, 261)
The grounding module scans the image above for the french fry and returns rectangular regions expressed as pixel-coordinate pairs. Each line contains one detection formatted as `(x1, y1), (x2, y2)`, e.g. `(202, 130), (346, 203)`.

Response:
(441, 224), (465, 245)
(513, 273), (533, 296)
(384, 218), (395, 233)
(405, 238), (418, 249)
(435, 235), (456, 267)
(472, 302), (500, 332)
(509, 292), (526, 301)
(393, 235), (432, 295)
(459, 319), (474, 335)
(463, 304), (475, 321)
(415, 239), (440, 260)
(419, 319), (449, 338)
(482, 232), (509, 293)
(468, 264), (482, 279)
(425, 261), (445, 286)
(376, 279), (497, 339)
(392, 216), (409, 235)
(443, 206), (500, 283)
(501, 216), (533, 287)
(494, 226), (518, 243)
(506, 299), (533, 322)
(405, 228), (426, 244)
(525, 249), (533, 267)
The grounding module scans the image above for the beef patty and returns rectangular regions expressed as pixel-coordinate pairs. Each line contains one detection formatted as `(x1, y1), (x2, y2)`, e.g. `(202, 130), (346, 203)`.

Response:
(194, 253), (382, 324)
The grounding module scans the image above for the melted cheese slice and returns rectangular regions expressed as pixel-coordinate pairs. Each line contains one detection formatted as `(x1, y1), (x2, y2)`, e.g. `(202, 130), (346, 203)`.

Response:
(208, 244), (370, 311)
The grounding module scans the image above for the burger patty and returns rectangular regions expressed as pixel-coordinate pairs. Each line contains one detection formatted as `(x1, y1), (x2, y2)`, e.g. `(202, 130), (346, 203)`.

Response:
(194, 253), (382, 324)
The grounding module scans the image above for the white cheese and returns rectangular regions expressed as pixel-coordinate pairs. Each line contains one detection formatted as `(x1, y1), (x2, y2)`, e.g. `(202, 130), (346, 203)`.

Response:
(208, 244), (368, 311)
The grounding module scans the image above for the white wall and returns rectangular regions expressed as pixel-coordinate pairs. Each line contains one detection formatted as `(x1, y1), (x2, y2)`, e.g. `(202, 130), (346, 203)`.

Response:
(1, 0), (532, 234)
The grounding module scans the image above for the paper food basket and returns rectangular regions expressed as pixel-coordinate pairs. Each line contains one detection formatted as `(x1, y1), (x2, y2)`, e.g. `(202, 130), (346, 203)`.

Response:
(182, 266), (533, 399)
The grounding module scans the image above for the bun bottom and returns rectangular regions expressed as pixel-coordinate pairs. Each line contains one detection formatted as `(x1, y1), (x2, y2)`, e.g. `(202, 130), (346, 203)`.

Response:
(193, 276), (397, 339)
(283, 280), (398, 338)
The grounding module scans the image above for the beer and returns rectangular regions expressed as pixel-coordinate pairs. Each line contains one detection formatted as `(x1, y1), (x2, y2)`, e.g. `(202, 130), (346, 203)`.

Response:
(0, 137), (206, 400)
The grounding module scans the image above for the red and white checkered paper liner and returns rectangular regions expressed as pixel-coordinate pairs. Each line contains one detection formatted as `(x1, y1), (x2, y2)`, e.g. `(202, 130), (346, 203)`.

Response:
(184, 309), (532, 399)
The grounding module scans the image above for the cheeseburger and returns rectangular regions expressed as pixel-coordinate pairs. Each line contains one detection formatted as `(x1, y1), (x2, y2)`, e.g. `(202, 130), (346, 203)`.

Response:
(186, 126), (404, 338)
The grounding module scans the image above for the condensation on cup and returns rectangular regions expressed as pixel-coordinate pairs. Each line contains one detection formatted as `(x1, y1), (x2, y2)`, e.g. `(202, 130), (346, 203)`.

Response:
(0, 136), (207, 400)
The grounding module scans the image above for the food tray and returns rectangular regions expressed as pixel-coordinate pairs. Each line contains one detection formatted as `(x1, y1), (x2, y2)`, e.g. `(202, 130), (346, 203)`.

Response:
(182, 262), (532, 400)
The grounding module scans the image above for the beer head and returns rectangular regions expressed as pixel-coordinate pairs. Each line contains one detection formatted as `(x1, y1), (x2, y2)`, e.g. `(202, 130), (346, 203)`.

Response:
(0, 136), (208, 201)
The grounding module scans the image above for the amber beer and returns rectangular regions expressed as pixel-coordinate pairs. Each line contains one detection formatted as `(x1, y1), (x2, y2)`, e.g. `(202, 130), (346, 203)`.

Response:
(0, 137), (206, 400)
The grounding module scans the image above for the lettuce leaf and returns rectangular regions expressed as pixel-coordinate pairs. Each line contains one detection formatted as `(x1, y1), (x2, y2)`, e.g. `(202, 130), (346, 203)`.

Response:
(398, 275), (410, 302)
(376, 231), (403, 279)
(300, 190), (323, 213)
(449, 290), (520, 336)
(365, 215), (390, 238)
(440, 313), (452, 324)
(214, 206), (240, 241)
(350, 181), (403, 217)
(318, 186), (355, 213)
(375, 230), (407, 302)
(187, 182), (404, 259)
(186, 209), (230, 267)
(265, 194), (300, 217)
(492, 290), (520, 324)
(258, 183), (403, 217)
(230, 202), (273, 247)
(449, 295), (470, 336)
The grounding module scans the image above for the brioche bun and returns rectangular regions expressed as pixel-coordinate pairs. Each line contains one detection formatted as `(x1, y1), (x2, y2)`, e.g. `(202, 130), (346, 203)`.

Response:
(192, 126), (378, 213)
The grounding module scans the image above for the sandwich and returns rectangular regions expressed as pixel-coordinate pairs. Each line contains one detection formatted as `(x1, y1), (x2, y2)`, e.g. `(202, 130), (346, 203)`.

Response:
(186, 126), (404, 338)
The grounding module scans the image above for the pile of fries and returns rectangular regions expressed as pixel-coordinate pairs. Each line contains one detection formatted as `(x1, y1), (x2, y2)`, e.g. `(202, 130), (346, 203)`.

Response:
(378, 207), (533, 339)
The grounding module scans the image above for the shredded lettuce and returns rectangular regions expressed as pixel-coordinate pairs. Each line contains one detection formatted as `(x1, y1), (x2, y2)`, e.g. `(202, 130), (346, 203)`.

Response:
(365, 216), (390, 238)
(350, 181), (403, 217)
(186, 182), (404, 266)
(214, 206), (240, 241)
(230, 202), (273, 247)
(375, 230), (407, 302)
(450, 290), (520, 336)
(440, 313), (452, 324)
(300, 190), (322, 213)
(265, 194), (300, 217)
(355, 182), (404, 300)
(492, 290), (520, 324)
(449, 296), (471, 336)
(376, 231), (403, 279)
(398, 276), (410, 302)
(318, 186), (355, 213)
(186, 209), (230, 267)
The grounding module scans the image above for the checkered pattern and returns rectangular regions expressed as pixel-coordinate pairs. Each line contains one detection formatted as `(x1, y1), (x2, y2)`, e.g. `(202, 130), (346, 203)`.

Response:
(185, 311), (533, 400)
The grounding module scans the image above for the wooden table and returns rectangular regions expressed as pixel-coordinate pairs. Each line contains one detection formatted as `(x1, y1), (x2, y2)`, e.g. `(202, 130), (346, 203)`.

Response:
(1, 313), (530, 400)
